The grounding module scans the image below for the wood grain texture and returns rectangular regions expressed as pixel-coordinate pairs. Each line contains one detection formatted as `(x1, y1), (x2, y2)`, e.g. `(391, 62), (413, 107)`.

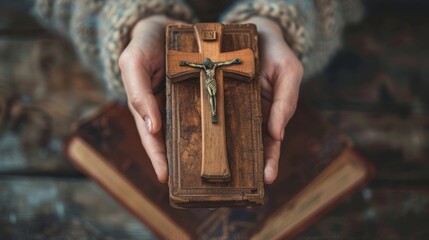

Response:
(167, 23), (256, 182)
(166, 23), (263, 207)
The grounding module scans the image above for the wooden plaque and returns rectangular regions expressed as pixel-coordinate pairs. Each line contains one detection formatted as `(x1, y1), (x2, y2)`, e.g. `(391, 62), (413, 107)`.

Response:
(166, 23), (264, 208)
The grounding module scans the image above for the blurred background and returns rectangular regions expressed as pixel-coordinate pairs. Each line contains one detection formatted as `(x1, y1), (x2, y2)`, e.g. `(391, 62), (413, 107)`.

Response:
(1, 0), (429, 239)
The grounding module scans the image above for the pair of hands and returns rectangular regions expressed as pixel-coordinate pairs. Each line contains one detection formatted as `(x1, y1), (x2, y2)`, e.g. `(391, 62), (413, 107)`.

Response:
(119, 15), (303, 184)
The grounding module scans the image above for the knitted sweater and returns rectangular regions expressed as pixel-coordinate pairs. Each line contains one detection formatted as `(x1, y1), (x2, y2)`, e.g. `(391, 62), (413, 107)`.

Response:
(32, 0), (363, 99)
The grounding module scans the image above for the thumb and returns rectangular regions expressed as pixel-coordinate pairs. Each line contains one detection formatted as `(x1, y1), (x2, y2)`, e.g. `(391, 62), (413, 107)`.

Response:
(119, 48), (162, 134)
(267, 60), (302, 141)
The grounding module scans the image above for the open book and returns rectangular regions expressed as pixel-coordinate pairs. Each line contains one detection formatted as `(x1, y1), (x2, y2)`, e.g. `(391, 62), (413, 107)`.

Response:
(66, 100), (374, 239)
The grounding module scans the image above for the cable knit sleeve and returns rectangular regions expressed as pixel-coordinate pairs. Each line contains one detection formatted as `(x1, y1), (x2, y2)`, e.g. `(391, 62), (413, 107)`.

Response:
(222, 0), (363, 78)
(32, 0), (194, 98)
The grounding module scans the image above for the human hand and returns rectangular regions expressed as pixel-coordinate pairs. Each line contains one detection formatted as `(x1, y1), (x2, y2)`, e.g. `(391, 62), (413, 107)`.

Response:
(244, 17), (303, 184)
(119, 15), (185, 183)
(119, 15), (302, 184)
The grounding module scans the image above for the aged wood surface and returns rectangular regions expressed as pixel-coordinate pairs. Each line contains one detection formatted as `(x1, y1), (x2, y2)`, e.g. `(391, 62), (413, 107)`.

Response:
(167, 23), (255, 182)
(166, 23), (263, 207)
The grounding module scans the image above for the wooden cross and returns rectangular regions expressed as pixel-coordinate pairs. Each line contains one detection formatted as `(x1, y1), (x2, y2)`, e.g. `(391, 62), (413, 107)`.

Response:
(166, 23), (255, 182)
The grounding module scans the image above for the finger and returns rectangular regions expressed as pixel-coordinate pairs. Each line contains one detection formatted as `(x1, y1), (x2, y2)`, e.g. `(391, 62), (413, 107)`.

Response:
(130, 106), (168, 183)
(261, 80), (281, 184)
(263, 131), (281, 184)
(119, 47), (163, 134)
(268, 59), (302, 141)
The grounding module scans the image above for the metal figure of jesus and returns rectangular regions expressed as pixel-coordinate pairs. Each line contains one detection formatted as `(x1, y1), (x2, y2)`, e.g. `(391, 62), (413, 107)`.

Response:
(180, 58), (241, 123)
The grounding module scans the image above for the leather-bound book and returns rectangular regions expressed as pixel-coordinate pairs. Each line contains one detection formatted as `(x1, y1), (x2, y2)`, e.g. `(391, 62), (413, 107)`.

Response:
(66, 99), (374, 239)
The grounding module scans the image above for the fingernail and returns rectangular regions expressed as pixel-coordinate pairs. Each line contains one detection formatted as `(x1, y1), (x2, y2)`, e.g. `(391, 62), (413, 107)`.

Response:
(281, 128), (285, 141)
(144, 116), (153, 133)
(264, 165), (274, 184)
(158, 177), (167, 184)
(281, 123), (287, 141)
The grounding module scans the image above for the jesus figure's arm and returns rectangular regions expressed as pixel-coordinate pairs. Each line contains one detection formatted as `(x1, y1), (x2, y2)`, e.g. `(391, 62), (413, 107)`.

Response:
(215, 58), (241, 67)
(179, 61), (204, 68)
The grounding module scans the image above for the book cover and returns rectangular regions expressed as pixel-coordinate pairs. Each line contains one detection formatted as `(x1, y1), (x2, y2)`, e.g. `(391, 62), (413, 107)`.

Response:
(66, 98), (374, 239)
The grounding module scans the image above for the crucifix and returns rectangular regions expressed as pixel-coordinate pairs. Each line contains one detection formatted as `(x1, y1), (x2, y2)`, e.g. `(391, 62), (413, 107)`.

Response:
(166, 23), (255, 183)
(179, 57), (242, 123)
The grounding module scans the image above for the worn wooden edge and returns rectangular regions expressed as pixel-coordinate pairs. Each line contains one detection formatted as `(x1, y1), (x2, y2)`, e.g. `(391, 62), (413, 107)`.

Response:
(169, 184), (265, 208)
(200, 172), (231, 183)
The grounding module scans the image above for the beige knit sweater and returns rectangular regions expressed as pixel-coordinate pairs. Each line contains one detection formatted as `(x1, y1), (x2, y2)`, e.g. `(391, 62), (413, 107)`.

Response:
(32, 0), (363, 99)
